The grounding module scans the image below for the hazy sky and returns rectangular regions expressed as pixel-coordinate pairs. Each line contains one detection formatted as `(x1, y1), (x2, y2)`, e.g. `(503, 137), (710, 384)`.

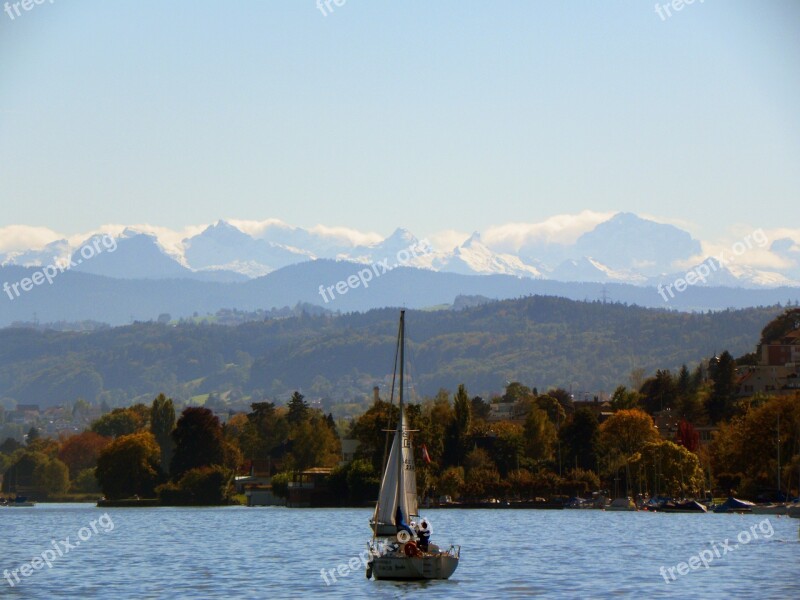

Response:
(1, 1), (798, 247)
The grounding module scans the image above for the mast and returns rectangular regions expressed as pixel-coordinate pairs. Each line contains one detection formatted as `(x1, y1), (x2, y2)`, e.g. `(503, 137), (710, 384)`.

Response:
(396, 310), (405, 516)
(777, 412), (781, 494)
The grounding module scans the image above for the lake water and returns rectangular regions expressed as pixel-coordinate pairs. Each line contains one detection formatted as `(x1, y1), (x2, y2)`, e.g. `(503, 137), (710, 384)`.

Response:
(1, 504), (798, 599)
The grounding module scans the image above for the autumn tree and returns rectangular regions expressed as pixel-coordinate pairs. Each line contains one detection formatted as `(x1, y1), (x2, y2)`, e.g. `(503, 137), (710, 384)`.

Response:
(710, 394), (800, 497)
(286, 414), (341, 472)
(58, 431), (110, 477)
(96, 431), (161, 499)
(632, 440), (705, 497)
(598, 409), (659, 493)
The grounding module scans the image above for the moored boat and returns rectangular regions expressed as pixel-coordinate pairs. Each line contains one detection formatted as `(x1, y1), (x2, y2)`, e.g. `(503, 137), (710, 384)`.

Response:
(605, 497), (637, 511)
(752, 503), (789, 515)
(659, 500), (708, 513)
(713, 497), (755, 514)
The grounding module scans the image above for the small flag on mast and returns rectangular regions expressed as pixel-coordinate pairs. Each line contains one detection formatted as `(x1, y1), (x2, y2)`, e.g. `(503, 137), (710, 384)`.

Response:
(421, 444), (431, 464)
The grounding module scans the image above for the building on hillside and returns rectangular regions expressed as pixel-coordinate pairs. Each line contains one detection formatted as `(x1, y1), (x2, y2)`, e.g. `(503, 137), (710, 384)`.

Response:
(652, 408), (716, 447)
(736, 326), (800, 397)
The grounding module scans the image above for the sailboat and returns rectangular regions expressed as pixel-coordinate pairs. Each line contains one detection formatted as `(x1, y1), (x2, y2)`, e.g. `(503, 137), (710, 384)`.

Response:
(366, 310), (460, 581)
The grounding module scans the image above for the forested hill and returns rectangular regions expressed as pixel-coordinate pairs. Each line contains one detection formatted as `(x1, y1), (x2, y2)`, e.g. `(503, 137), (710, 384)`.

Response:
(0, 297), (785, 409)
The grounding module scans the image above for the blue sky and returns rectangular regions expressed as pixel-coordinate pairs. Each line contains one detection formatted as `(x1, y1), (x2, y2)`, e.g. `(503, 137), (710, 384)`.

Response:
(1, 1), (798, 249)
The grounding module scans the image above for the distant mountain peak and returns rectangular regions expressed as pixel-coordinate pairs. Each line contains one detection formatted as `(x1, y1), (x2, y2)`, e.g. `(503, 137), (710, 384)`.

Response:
(463, 231), (482, 246)
(385, 227), (418, 244)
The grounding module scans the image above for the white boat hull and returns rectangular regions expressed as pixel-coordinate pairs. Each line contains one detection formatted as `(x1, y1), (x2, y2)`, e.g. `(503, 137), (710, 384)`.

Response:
(372, 553), (459, 580)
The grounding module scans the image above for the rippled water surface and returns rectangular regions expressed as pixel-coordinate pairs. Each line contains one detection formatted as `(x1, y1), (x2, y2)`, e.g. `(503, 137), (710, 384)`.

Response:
(1, 504), (799, 598)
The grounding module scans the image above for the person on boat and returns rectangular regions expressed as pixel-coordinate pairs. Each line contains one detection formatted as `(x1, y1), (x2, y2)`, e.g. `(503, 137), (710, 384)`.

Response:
(395, 506), (414, 537)
(417, 520), (432, 552)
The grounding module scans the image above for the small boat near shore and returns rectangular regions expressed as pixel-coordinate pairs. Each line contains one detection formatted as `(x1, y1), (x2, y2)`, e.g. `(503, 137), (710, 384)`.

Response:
(658, 500), (708, 513)
(752, 503), (789, 515)
(1, 496), (36, 507)
(713, 497), (755, 514)
(605, 497), (637, 511)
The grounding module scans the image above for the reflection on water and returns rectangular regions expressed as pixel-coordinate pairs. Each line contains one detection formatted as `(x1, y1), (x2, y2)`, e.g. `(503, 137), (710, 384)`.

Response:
(1, 504), (798, 599)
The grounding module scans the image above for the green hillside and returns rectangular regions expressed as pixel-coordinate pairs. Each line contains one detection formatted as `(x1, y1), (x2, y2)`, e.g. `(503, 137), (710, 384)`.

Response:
(0, 296), (785, 409)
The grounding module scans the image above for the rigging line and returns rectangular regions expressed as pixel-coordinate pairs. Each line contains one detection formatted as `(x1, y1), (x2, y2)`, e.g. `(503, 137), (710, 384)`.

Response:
(374, 318), (402, 538)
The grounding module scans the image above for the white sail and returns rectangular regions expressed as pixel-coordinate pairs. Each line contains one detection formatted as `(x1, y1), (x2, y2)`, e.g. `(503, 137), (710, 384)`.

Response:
(375, 412), (417, 525)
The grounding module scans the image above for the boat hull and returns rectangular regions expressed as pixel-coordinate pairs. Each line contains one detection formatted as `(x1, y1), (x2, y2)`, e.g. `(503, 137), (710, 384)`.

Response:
(371, 554), (459, 580)
(752, 504), (788, 515)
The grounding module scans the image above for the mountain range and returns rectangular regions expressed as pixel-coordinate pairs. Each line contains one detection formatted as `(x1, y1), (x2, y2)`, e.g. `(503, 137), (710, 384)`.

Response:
(1, 213), (799, 326)
(3, 213), (799, 287)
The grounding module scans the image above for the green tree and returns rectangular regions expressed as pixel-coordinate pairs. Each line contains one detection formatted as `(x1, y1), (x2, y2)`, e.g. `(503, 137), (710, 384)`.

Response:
(536, 395), (566, 425)
(437, 466), (464, 499)
(91, 405), (149, 438)
(287, 391), (309, 425)
(447, 384), (472, 465)
(26, 427), (40, 445)
(707, 351), (737, 423)
(610, 386), (640, 411)
(470, 396), (492, 421)
(350, 400), (400, 471)
(32, 458), (70, 496)
(523, 406), (556, 462)
(502, 382), (534, 403)
(640, 369), (677, 413)
(344, 459), (380, 504)
(560, 408), (599, 471)
(2, 450), (49, 494)
(150, 394), (176, 473)
(632, 440), (705, 497)
(170, 407), (225, 479)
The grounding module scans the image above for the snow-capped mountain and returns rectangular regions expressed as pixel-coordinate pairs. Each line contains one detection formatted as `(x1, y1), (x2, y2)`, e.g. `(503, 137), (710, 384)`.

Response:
(648, 258), (799, 289)
(435, 232), (543, 278)
(573, 212), (701, 276)
(184, 221), (313, 276)
(550, 256), (647, 284)
(2, 213), (797, 289)
(2, 239), (71, 268)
